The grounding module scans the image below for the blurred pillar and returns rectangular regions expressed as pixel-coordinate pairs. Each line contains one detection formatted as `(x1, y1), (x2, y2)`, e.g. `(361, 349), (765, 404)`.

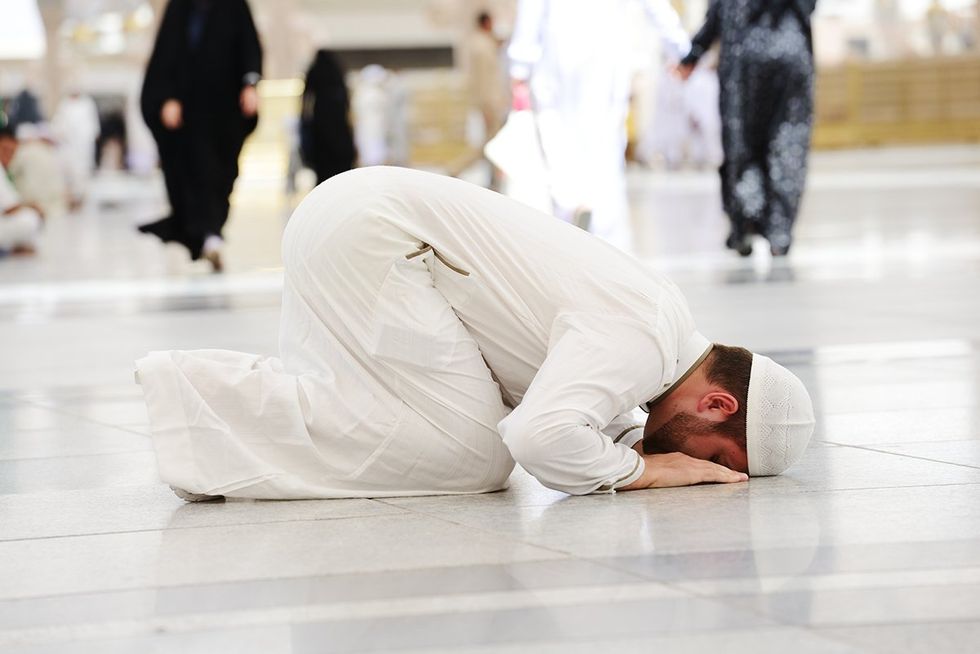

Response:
(254, 0), (304, 78)
(37, 0), (64, 118)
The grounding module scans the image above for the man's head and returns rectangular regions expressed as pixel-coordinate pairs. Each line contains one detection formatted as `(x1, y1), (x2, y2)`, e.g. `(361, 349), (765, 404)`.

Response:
(477, 11), (493, 32)
(0, 127), (18, 169)
(643, 344), (814, 476)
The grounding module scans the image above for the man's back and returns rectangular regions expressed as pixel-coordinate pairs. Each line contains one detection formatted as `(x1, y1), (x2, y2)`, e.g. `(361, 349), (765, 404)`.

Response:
(286, 166), (696, 405)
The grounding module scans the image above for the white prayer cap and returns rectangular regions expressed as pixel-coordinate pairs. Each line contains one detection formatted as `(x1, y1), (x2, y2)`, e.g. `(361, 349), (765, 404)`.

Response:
(746, 354), (815, 476)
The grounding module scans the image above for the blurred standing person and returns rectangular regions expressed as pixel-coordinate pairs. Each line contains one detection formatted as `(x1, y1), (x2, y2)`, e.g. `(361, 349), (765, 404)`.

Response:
(0, 127), (43, 256)
(683, 56), (723, 170)
(466, 11), (508, 188)
(352, 65), (390, 167)
(300, 49), (356, 184)
(10, 124), (68, 218)
(385, 70), (411, 167)
(51, 90), (101, 209)
(467, 12), (508, 143)
(139, 0), (263, 272)
(508, 0), (691, 250)
(6, 88), (44, 130)
(679, 0), (815, 256)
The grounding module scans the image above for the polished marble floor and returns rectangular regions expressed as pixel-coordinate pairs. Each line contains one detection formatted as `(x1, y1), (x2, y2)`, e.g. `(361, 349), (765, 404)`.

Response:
(0, 146), (978, 653)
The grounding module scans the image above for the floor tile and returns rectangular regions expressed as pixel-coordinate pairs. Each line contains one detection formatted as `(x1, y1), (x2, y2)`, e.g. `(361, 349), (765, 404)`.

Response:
(0, 425), (150, 461)
(0, 514), (565, 600)
(0, 485), (403, 541)
(866, 440), (980, 469)
(818, 407), (980, 445)
(0, 452), (160, 495)
(0, 558), (644, 632)
(727, 583), (980, 627)
(816, 621), (980, 654)
(406, 482), (980, 559)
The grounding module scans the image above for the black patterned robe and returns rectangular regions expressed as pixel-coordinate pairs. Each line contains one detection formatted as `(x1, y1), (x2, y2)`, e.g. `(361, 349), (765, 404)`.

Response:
(682, 0), (816, 253)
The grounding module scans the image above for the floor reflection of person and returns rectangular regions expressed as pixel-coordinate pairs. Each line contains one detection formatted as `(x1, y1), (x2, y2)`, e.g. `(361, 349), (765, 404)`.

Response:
(300, 50), (356, 185)
(138, 0), (263, 272)
(678, 0), (816, 256)
(136, 167), (815, 502)
(508, 0), (691, 250)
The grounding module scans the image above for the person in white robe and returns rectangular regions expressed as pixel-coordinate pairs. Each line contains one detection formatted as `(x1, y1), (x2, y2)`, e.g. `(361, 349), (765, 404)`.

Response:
(683, 62), (724, 169)
(507, 0), (692, 250)
(51, 91), (101, 207)
(0, 130), (43, 255)
(10, 123), (68, 218)
(137, 167), (815, 501)
(352, 65), (390, 167)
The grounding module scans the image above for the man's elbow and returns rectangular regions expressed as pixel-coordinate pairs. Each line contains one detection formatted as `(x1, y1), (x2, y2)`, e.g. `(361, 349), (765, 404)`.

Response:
(498, 418), (544, 469)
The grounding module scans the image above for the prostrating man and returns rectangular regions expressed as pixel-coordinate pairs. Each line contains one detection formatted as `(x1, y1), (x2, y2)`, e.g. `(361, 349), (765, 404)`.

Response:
(0, 127), (43, 256)
(508, 0), (691, 250)
(139, 0), (263, 272)
(677, 0), (816, 256)
(137, 167), (815, 501)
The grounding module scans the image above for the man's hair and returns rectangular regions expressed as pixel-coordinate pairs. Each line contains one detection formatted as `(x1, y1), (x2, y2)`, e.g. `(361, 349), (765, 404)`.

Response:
(704, 344), (752, 449)
(0, 126), (16, 142)
(477, 11), (492, 28)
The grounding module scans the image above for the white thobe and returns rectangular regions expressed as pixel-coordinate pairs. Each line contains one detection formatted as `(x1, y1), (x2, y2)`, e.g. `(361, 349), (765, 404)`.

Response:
(51, 95), (101, 197)
(137, 167), (710, 499)
(352, 66), (390, 167)
(508, 0), (690, 249)
(9, 140), (68, 218)
(0, 164), (41, 251)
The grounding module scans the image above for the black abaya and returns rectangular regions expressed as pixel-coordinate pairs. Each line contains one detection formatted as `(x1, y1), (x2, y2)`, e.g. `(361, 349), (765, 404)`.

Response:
(300, 50), (356, 184)
(140, 0), (262, 259)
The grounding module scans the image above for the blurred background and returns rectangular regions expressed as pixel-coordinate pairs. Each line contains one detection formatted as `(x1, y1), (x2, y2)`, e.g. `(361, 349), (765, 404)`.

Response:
(0, 0), (976, 331)
(0, 0), (977, 277)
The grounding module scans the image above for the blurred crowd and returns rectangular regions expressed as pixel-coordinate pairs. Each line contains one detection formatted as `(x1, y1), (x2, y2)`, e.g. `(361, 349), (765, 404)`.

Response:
(10, 0), (970, 267)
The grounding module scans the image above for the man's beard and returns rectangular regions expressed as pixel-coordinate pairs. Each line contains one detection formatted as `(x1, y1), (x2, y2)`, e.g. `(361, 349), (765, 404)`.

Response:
(644, 412), (721, 454)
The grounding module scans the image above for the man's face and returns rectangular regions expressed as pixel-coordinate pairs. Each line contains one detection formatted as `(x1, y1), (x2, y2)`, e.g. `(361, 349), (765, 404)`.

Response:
(643, 411), (748, 473)
(0, 137), (16, 168)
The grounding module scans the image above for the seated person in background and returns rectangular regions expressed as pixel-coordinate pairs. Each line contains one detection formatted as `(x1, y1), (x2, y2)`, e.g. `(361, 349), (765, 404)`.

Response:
(9, 124), (68, 219)
(0, 127), (44, 256)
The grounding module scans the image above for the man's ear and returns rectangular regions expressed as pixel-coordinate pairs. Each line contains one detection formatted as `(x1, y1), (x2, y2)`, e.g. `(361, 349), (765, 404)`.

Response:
(697, 391), (738, 418)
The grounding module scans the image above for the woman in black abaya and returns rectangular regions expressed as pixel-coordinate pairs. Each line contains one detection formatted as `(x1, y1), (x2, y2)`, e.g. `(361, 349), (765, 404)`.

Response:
(300, 50), (357, 185)
(139, 0), (263, 271)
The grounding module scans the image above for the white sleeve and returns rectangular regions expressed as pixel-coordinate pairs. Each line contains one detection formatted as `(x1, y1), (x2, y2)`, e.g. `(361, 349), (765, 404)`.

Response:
(507, 0), (548, 81)
(497, 313), (666, 495)
(639, 0), (692, 60)
(600, 409), (647, 450)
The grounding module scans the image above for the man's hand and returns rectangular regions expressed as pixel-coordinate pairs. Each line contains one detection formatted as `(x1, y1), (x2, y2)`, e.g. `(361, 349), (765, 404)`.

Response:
(620, 452), (747, 490)
(673, 63), (695, 81)
(161, 99), (183, 130)
(511, 79), (531, 111)
(240, 85), (259, 117)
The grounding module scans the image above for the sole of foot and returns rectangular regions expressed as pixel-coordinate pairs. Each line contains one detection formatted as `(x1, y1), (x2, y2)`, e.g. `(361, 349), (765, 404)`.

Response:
(171, 486), (225, 503)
